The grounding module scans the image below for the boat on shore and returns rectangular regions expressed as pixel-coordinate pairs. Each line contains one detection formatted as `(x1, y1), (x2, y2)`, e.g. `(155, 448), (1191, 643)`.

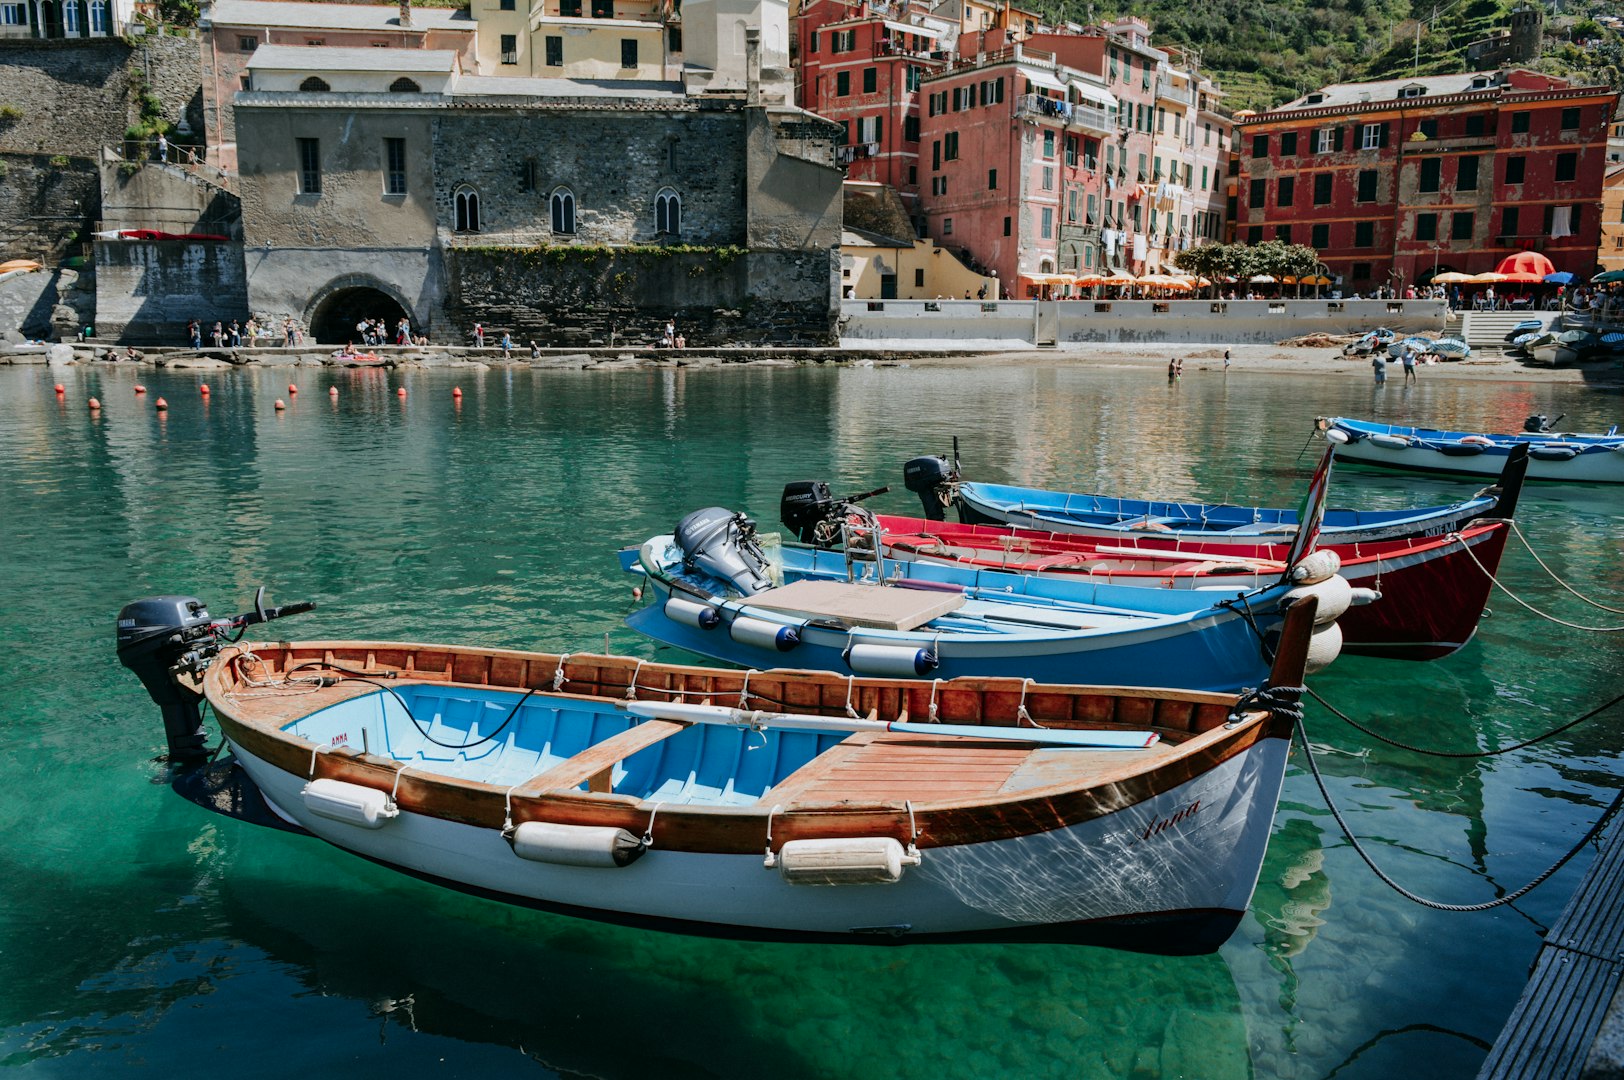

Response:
(902, 445), (1522, 543)
(114, 589), (1322, 953)
(621, 504), (1354, 692)
(1319, 417), (1622, 483)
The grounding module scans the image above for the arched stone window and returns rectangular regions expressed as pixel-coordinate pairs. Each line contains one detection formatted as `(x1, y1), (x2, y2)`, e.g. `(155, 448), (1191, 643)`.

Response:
(550, 188), (576, 235)
(454, 185), (481, 233)
(1039, 258), (1055, 275)
(89, 0), (106, 32)
(654, 187), (680, 237)
(300, 76), (331, 92)
(389, 77), (421, 93)
(1059, 242), (1081, 273)
(62, 0), (79, 32)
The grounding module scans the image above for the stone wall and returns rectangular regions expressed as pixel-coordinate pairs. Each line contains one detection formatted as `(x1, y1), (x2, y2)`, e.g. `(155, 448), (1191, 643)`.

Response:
(445, 246), (836, 346)
(0, 152), (99, 261)
(0, 34), (202, 159)
(99, 155), (240, 235)
(94, 239), (248, 343)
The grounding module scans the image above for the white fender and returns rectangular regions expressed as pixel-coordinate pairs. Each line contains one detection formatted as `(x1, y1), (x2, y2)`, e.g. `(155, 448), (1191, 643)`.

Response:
(1304, 621), (1343, 674)
(1282, 574), (1354, 625)
(1288, 549), (1342, 585)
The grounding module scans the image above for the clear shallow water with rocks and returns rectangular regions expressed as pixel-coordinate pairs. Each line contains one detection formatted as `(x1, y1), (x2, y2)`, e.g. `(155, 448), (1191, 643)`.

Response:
(1, 360), (1620, 1078)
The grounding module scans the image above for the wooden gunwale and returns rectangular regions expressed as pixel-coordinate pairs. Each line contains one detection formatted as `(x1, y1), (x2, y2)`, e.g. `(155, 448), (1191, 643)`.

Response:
(204, 641), (1287, 856)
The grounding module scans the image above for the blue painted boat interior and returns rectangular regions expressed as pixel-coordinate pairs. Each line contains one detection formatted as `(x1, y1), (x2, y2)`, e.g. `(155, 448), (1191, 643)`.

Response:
(281, 684), (845, 806)
(960, 480), (1491, 529)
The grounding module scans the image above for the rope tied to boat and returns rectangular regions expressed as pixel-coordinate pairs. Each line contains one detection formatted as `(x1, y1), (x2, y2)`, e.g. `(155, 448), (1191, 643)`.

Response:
(1227, 683), (1306, 727)
(623, 660), (644, 700)
(1307, 684), (1624, 759)
(1217, 591), (1277, 664)
(1451, 530), (1624, 633)
(1296, 713), (1624, 912)
(1015, 678), (1044, 728)
(552, 654), (571, 691)
(1507, 520), (1624, 615)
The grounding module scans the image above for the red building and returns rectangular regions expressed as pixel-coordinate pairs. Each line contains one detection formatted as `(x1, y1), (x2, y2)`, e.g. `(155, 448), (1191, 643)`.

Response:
(795, 0), (950, 205)
(1235, 70), (1619, 293)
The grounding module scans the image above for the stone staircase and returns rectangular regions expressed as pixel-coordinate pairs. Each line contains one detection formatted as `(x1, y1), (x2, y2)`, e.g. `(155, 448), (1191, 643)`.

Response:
(1459, 309), (1561, 351)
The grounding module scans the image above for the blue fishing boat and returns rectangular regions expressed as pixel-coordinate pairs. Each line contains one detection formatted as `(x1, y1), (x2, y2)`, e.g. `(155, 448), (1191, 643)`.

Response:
(1318, 416), (1624, 483)
(899, 446), (1520, 544)
(620, 507), (1353, 693)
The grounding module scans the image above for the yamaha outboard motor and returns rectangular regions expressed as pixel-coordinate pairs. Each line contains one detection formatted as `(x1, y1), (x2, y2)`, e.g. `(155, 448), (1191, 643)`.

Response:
(674, 507), (774, 595)
(903, 455), (957, 521)
(116, 588), (315, 761)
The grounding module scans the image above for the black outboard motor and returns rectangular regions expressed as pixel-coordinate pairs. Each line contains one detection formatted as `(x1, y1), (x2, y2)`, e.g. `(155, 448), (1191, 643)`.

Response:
(902, 455), (958, 521)
(116, 588), (315, 761)
(1523, 413), (1563, 433)
(675, 507), (775, 595)
(781, 481), (836, 543)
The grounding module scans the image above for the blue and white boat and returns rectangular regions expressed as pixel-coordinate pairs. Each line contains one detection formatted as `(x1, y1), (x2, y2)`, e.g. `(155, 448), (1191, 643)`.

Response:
(1318, 416), (1624, 483)
(621, 507), (1353, 693)
(898, 451), (1518, 545)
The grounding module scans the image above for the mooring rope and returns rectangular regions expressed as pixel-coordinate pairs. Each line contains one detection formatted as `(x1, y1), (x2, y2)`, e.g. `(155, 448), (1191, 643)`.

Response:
(1295, 713), (1624, 912)
(1307, 684), (1624, 759)
(1455, 531), (1624, 632)
(1508, 520), (1624, 614)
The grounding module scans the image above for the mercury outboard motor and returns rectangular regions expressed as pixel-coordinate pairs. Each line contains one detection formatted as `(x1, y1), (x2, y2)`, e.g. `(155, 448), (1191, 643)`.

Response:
(779, 482), (891, 546)
(902, 455), (958, 521)
(116, 588), (314, 761)
(674, 507), (774, 595)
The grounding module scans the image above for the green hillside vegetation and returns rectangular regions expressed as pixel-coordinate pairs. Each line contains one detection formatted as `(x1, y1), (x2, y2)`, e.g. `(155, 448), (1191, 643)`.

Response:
(1036, 0), (1622, 111)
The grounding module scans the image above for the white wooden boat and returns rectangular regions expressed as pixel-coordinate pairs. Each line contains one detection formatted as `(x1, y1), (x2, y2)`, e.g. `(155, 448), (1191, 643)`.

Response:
(114, 591), (1321, 952)
(1320, 418), (1623, 483)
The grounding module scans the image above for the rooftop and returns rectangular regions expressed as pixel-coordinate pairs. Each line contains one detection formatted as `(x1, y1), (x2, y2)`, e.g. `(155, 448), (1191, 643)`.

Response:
(1277, 69), (1577, 111)
(205, 0), (471, 32)
(246, 44), (459, 71)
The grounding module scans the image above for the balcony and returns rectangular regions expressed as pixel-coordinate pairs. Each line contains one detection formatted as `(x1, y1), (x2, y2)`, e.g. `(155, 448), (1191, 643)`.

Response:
(1015, 94), (1115, 137)
(1155, 77), (1193, 106)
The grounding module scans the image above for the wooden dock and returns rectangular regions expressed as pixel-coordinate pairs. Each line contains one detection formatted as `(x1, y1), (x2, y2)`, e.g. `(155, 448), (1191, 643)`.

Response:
(1478, 820), (1624, 1079)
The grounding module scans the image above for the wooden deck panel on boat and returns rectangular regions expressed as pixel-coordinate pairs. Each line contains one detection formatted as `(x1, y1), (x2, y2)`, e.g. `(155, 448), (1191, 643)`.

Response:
(1478, 818), (1624, 1080)
(745, 579), (966, 630)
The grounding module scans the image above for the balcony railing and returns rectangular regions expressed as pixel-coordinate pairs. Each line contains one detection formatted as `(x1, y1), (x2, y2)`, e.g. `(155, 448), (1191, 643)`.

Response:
(1155, 77), (1193, 106)
(1015, 94), (1116, 136)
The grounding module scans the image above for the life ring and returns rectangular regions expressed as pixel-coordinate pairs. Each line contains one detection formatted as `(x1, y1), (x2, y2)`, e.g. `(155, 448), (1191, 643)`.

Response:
(1459, 435), (1494, 446)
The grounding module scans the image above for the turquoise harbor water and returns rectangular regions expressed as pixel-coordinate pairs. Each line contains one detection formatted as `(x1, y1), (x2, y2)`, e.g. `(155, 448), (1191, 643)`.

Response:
(0, 359), (1620, 1079)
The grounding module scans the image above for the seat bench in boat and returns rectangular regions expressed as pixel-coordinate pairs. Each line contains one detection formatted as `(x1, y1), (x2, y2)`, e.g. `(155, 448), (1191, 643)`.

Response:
(745, 579), (965, 631)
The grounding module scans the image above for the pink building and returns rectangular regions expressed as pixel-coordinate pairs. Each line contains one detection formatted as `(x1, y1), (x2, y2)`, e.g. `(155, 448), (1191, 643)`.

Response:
(795, 0), (948, 206)
(199, 0), (476, 172)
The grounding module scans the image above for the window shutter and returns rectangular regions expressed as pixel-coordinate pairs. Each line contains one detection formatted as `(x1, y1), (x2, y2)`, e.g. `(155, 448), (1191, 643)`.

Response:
(1333, 126), (1345, 151)
(1378, 123), (1390, 148)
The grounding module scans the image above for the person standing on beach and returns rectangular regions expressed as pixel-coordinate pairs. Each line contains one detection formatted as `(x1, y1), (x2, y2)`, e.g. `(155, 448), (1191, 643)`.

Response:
(1223, 349), (1231, 371)
(1168, 358), (1177, 384)
(472, 323), (485, 348)
(1372, 355), (1387, 384)
(1401, 348), (1418, 383)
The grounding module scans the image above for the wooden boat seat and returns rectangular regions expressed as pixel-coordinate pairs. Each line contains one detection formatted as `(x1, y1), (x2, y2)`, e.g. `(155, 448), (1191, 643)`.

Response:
(747, 579), (965, 631)
(509, 719), (688, 795)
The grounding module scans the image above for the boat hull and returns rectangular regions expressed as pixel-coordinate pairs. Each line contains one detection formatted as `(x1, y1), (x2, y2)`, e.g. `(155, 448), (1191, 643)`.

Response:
(1323, 418), (1624, 483)
(228, 733), (1289, 950)
(956, 484), (1492, 542)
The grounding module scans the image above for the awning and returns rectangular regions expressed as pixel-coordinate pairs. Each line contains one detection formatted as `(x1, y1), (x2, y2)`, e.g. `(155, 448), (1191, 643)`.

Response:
(881, 19), (941, 39)
(1019, 67), (1067, 94)
(1068, 79), (1117, 110)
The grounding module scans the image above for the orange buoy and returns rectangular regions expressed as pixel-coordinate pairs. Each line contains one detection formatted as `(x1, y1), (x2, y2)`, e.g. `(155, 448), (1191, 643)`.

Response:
(134, 384), (147, 394)
(88, 397), (101, 410)
(328, 386), (338, 397)
(54, 383), (65, 394)
(397, 387), (407, 398)
(155, 397), (168, 410)
(452, 387), (463, 398)
(289, 383), (298, 394)
(274, 398), (286, 410)
(200, 383), (210, 396)
(632, 586), (643, 601)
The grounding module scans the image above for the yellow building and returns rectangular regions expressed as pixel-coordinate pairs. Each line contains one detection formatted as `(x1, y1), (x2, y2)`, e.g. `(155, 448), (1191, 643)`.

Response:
(841, 180), (997, 298)
(1602, 164), (1624, 272)
(466, 0), (671, 78)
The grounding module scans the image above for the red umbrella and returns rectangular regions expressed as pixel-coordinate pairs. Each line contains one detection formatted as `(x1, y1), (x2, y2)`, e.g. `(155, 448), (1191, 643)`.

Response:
(1495, 251), (1555, 278)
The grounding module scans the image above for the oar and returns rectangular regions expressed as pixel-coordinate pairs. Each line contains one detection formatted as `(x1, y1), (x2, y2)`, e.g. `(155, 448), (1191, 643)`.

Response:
(625, 701), (1159, 749)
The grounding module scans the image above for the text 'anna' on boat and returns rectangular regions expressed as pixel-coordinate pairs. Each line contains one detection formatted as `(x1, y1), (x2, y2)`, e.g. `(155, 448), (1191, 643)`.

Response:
(901, 438), (1523, 543)
(621, 450), (1364, 694)
(115, 585), (1326, 953)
